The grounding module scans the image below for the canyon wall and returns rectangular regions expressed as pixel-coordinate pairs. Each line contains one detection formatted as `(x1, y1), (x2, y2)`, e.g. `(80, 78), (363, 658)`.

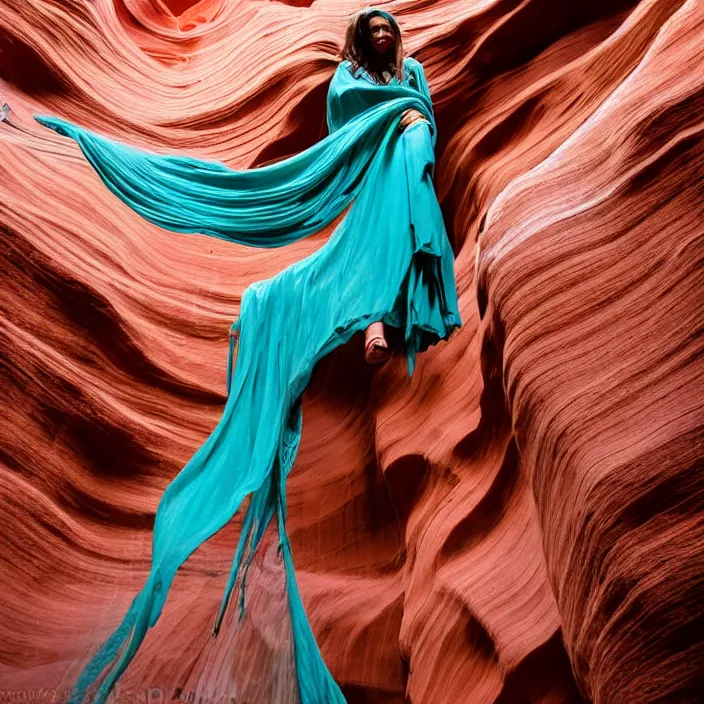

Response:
(1, 1), (701, 702)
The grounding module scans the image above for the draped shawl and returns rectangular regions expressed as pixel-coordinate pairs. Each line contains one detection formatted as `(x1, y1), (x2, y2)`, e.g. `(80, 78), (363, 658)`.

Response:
(34, 55), (461, 704)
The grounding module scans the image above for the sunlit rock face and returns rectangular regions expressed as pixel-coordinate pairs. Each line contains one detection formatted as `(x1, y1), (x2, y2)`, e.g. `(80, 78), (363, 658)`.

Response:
(1, 1), (701, 702)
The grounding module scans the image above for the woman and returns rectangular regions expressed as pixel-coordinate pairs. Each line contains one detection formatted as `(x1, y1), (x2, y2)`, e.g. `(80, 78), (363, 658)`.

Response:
(355, 10), (433, 365)
(35, 7), (460, 704)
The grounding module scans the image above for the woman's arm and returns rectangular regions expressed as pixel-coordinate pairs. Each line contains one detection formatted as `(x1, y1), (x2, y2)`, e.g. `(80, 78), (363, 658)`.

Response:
(326, 63), (345, 135)
(412, 59), (434, 119)
(400, 58), (434, 130)
(326, 58), (434, 137)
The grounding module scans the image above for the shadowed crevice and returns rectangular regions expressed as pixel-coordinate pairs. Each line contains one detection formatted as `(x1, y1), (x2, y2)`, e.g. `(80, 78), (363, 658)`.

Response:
(494, 630), (588, 703)
(2, 230), (226, 405)
(383, 454), (430, 529)
(440, 438), (519, 562)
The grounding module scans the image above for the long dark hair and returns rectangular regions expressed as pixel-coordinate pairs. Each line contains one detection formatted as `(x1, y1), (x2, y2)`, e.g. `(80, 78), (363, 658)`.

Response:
(341, 8), (405, 83)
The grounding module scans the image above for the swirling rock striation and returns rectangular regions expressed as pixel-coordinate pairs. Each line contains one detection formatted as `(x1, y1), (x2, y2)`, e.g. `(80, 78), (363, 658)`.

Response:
(1, 1), (701, 702)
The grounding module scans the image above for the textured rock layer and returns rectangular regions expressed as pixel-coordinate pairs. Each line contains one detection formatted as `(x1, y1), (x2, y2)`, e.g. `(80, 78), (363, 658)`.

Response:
(1, 1), (702, 702)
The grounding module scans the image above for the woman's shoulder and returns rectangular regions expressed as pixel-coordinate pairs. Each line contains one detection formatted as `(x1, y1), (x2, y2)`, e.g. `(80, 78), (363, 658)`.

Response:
(331, 57), (421, 88)
(335, 57), (421, 70)
(334, 59), (355, 80)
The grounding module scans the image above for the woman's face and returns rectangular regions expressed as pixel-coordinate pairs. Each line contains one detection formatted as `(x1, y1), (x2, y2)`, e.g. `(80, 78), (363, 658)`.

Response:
(368, 16), (395, 55)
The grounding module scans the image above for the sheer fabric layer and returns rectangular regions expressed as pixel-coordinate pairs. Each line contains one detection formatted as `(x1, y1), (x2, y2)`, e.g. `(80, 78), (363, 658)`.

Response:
(34, 56), (461, 704)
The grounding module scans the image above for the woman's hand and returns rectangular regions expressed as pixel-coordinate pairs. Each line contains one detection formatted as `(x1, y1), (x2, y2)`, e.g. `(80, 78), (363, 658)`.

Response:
(399, 108), (430, 131)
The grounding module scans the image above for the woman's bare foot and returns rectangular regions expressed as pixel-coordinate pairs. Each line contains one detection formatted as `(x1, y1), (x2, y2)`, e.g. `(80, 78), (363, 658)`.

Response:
(364, 321), (391, 365)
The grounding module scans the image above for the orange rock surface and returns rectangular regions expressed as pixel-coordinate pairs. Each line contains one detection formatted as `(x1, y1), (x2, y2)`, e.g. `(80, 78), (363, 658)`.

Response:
(1, 1), (701, 702)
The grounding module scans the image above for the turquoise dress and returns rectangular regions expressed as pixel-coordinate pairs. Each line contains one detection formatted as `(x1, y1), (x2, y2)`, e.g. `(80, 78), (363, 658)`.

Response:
(34, 55), (461, 704)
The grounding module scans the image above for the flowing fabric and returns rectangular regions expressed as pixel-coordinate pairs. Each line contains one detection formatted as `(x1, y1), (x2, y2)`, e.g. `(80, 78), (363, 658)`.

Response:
(34, 56), (461, 703)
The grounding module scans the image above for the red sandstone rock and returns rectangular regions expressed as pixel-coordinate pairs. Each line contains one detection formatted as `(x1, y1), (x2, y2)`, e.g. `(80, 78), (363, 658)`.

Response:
(0, 1), (701, 702)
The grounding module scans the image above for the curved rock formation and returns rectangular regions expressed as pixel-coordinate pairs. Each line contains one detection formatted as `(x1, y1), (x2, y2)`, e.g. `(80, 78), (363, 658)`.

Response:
(1, 1), (701, 702)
